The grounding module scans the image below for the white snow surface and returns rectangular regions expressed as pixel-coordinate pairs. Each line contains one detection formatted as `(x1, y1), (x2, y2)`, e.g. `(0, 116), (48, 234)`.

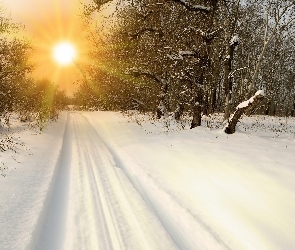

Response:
(237, 90), (265, 109)
(180, 1), (210, 11)
(1, 111), (295, 250)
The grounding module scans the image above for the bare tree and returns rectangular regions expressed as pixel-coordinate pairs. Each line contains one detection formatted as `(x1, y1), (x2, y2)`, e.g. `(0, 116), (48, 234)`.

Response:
(248, 0), (295, 94)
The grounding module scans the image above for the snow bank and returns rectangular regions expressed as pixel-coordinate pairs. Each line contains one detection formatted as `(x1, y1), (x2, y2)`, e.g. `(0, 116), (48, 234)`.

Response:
(0, 113), (68, 250)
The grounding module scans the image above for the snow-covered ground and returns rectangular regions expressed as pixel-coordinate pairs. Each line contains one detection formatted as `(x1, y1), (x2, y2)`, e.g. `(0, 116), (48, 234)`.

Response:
(1, 111), (295, 250)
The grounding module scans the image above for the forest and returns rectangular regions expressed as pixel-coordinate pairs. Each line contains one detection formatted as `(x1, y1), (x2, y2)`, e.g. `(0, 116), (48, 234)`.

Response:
(75, 0), (295, 133)
(1, 0), (295, 134)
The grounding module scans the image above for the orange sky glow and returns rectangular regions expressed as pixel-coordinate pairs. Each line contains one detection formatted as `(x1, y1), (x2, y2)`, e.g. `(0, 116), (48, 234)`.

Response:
(2, 0), (92, 95)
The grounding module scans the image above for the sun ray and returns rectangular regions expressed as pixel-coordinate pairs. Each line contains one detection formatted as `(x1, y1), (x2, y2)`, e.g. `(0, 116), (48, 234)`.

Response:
(7, 0), (90, 95)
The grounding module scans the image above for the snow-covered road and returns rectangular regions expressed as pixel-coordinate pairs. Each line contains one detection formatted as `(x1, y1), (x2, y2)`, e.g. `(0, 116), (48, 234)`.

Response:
(1, 111), (295, 250)
(33, 113), (177, 250)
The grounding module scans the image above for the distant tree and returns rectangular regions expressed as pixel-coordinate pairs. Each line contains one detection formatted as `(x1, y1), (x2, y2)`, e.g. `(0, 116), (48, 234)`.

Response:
(225, 0), (295, 133)
(0, 8), (32, 118)
(0, 6), (69, 130)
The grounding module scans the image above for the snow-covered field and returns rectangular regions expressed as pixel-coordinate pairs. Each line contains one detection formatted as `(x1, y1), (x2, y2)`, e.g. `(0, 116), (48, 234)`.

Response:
(1, 111), (295, 250)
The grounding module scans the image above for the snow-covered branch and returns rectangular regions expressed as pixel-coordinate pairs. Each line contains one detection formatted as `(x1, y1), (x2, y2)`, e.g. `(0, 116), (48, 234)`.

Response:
(237, 90), (264, 110)
(84, 0), (114, 16)
(224, 90), (265, 134)
(126, 68), (164, 85)
(132, 98), (146, 107)
(127, 28), (163, 40)
(195, 28), (222, 42)
(230, 35), (239, 46)
(228, 66), (248, 78)
(171, 0), (210, 13)
(167, 50), (195, 60)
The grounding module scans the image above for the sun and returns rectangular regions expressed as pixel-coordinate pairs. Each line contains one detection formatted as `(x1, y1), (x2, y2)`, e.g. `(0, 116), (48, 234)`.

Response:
(53, 41), (76, 65)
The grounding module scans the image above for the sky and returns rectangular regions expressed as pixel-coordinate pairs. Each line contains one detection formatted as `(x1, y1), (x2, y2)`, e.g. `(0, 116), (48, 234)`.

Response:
(2, 0), (91, 95)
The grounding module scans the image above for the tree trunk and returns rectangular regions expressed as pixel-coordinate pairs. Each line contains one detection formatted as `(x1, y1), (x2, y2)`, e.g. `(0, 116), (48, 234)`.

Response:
(190, 102), (202, 129)
(223, 42), (237, 121)
(156, 80), (169, 119)
(224, 90), (264, 134)
(265, 99), (271, 115)
(209, 88), (217, 114)
(291, 94), (295, 117)
(174, 90), (187, 120)
(156, 98), (167, 119)
(202, 90), (209, 115)
(174, 102), (185, 120)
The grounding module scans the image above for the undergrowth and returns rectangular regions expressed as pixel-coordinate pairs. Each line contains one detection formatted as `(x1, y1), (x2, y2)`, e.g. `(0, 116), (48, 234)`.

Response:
(122, 110), (295, 137)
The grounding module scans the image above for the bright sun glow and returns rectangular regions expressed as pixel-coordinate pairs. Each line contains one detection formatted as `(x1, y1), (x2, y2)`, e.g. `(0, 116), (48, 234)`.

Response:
(53, 42), (76, 65)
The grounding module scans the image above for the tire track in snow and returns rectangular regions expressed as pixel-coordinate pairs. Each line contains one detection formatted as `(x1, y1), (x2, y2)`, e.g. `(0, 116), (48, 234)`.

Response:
(70, 114), (123, 250)
(33, 112), (177, 250)
(65, 113), (176, 250)
(32, 113), (73, 250)
(84, 113), (230, 250)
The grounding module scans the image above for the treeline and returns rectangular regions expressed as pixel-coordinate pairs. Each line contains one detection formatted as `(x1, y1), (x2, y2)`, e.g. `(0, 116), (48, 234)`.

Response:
(75, 0), (295, 131)
(0, 11), (69, 130)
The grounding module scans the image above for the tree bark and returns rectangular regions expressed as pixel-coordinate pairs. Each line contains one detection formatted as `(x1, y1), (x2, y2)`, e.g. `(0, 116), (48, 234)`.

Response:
(156, 80), (169, 119)
(174, 103), (185, 120)
(190, 102), (202, 129)
(209, 88), (217, 114)
(291, 94), (295, 117)
(265, 99), (271, 115)
(202, 90), (209, 115)
(156, 99), (167, 119)
(223, 42), (238, 121)
(127, 69), (169, 119)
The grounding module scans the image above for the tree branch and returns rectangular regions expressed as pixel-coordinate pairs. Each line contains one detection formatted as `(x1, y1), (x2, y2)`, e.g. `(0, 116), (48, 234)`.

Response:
(194, 28), (222, 42)
(126, 68), (163, 85)
(127, 28), (163, 40)
(170, 0), (210, 13)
